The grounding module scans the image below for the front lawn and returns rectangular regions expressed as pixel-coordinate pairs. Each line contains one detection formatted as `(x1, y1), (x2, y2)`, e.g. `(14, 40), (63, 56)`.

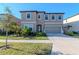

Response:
(0, 36), (48, 40)
(0, 36), (7, 39)
(64, 31), (79, 38)
(34, 36), (48, 40)
(72, 34), (79, 38)
(0, 42), (52, 55)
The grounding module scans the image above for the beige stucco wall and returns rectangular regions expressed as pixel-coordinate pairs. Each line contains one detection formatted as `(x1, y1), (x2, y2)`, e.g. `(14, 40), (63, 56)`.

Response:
(20, 12), (37, 32)
(36, 12), (45, 31)
(21, 12), (37, 21)
(37, 12), (45, 20)
(44, 14), (63, 25)
(20, 11), (64, 32)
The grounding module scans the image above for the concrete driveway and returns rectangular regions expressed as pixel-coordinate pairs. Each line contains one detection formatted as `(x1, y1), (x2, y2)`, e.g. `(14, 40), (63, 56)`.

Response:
(47, 33), (79, 55)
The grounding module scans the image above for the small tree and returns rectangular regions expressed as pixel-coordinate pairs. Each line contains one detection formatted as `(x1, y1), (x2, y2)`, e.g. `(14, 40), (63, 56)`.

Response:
(2, 7), (13, 48)
(9, 22), (21, 36)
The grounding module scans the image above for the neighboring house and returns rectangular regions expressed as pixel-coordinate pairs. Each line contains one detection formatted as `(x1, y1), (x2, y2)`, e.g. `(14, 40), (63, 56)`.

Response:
(63, 13), (79, 32)
(0, 14), (20, 23)
(20, 10), (64, 34)
(0, 14), (20, 30)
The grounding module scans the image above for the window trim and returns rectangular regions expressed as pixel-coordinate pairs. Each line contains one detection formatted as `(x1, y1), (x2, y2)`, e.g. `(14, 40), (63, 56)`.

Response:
(38, 15), (40, 19)
(45, 14), (48, 20)
(27, 14), (30, 19)
(26, 13), (32, 19)
(58, 16), (62, 20)
(52, 15), (55, 20)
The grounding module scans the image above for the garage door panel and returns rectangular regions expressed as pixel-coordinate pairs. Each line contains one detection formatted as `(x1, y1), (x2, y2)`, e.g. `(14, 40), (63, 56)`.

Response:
(44, 24), (61, 33)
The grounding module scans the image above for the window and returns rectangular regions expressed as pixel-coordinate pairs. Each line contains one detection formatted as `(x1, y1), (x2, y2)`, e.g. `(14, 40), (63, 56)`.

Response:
(59, 16), (62, 20)
(52, 16), (55, 20)
(38, 15), (40, 19)
(24, 24), (33, 31)
(45, 15), (48, 20)
(27, 13), (30, 19)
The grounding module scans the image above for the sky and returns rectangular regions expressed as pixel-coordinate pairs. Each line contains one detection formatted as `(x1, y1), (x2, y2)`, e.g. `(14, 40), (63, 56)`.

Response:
(0, 3), (79, 19)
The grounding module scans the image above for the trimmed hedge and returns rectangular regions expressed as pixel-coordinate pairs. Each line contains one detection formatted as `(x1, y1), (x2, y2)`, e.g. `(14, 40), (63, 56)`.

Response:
(36, 32), (46, 36)
(72, 31), (78, 34)
(65, 31), (79, 36)
(65, 32), (74, 36)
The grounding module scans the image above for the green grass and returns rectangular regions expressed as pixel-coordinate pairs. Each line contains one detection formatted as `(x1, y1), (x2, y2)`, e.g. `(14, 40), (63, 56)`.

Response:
(34, 36), (48, 40)
(64, 32), (79, 38)
(0, 36), (48, 40)
(0, 36), (7, 39)
(71, 34), (79, 38)
(0, 42), (52, 55)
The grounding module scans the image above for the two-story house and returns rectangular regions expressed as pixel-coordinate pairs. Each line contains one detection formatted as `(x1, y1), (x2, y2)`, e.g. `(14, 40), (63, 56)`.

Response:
(20, 10), (64, 34)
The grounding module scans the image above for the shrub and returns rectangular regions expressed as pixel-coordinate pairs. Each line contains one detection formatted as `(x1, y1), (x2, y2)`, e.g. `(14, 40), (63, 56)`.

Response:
(36, 32), (46, 36)
(20, 27), (31, 37)
(72, 31), (78, 34)
(29, 32), (36, 36)
(0, 31), (6, 36)
(65, 32), (74, 36)
(8, 31), (15, 35)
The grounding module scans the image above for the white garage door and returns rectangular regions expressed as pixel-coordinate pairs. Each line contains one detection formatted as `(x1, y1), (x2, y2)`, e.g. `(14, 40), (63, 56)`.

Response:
(44, 24), (61, 33)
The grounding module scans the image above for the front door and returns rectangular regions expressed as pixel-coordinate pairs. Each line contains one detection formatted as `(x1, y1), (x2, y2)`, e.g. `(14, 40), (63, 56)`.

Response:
(37, 25), (42, 32)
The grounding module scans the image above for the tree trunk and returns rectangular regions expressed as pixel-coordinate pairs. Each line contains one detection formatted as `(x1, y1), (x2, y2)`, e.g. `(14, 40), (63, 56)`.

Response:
(5, 31), (8, 48)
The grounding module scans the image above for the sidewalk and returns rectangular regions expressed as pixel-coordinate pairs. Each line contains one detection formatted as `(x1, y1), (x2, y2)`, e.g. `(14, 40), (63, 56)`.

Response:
(0, 40), (52, 43)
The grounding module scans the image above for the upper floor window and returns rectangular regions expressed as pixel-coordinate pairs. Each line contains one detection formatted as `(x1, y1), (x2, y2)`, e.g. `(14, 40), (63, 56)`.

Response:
(58, 16), (62, 20)
(45, 15), (48, 20)
(27, 13), (31, 19)
(38, 15), (40, 19)
(52, 16), (55, 20)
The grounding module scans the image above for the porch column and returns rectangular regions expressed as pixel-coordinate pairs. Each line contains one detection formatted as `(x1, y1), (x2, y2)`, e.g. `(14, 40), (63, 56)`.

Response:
(61, 26), (63, 34)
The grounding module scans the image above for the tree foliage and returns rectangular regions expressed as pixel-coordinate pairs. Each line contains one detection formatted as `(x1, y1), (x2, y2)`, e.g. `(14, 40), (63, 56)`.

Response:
(9, 22), (21, 36)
